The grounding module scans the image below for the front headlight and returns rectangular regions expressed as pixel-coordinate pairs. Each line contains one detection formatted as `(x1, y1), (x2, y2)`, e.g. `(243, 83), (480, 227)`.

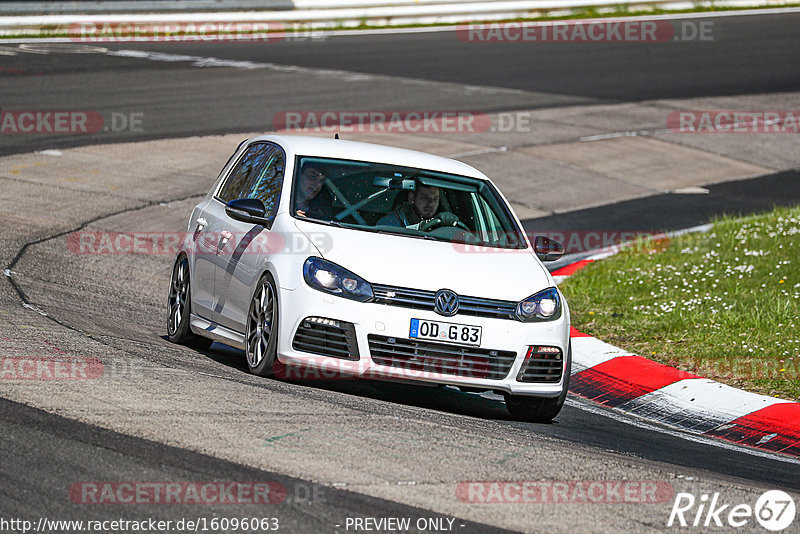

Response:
(303, 257), (373, 302)
(516, 287), (562, 322)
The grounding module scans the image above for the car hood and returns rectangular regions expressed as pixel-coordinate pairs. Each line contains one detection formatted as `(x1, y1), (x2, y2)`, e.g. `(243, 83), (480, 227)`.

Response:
(294, 220), (553, 301)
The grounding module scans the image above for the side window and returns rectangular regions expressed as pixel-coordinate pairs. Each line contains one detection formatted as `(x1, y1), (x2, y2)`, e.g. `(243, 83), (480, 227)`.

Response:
(470, 194), (489, 240)
(242, 146), (285, 219)
(217, 143), (273, 203)
(478, 196), (502, 241)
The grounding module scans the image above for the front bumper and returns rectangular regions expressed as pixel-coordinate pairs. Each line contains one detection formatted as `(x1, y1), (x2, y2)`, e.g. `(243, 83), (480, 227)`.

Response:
(276, 283), (570, 397)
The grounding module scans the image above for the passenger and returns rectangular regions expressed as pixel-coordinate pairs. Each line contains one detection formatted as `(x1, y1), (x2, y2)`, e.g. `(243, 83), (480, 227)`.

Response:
(295, 163), (332, 220)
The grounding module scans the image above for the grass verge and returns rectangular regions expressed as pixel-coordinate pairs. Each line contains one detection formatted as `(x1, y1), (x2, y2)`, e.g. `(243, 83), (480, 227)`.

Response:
(559, 205), (800, 401)
(4, 4), (800, 40)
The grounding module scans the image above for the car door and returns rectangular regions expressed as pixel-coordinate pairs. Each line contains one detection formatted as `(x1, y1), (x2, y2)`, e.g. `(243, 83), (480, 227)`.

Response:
(188, 198), (221, 321)
(213, 142), (286, 332)
(189, 144), (248, 321)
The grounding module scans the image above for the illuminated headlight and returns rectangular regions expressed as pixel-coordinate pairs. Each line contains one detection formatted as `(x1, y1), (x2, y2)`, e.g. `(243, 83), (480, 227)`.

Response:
(516, 287), (562, 322)
(303, 257), (373, 302)
(314, 269), (337, 289)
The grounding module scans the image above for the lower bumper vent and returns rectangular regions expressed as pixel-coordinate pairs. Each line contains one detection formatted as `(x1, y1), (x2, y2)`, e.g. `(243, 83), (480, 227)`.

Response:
(516, 346), (563, 383)
(292, 317), (359, 360)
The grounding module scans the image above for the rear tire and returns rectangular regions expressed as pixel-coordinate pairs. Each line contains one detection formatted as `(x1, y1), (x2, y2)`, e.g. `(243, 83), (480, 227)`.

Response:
(504, 341), (571, 423)
(166, 255), (213, 350)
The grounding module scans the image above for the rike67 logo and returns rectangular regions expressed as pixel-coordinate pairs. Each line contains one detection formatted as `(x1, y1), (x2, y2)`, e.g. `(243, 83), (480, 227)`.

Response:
(668, 490), (796, 531)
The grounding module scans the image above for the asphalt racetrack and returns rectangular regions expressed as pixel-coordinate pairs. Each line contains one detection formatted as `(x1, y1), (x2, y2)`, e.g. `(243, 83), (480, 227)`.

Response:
(2, 11), (799, 155)
(1, 10), (800, 533)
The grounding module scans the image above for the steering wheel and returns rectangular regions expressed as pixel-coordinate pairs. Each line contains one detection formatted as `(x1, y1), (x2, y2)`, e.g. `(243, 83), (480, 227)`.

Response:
(418, 213), (470, 232)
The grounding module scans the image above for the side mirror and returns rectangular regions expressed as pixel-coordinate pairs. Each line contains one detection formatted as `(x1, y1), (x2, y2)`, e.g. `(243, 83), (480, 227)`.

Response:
(225, 198), (271, 226)
(533, 235), (564, 262)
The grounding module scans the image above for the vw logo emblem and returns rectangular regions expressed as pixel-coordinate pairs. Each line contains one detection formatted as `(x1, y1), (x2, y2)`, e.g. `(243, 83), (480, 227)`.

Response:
(434, 289), (459, 317)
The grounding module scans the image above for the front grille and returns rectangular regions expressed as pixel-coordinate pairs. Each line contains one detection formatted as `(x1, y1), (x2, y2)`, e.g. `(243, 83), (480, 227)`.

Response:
(292, 317), (359, 360)
(372, 284), (518, 320)
(368, 334), (516, 380)
(516, 347), (563, 383)
(372, 284), (434, 310)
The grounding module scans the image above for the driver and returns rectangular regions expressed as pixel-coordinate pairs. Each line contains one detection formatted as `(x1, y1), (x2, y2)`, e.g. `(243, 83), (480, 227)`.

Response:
(294, 163), (332, 220)
(377, 183), (459, 229)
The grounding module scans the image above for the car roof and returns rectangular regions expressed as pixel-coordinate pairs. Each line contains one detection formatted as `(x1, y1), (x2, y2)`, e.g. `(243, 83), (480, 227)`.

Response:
(250, 134), (488, 180)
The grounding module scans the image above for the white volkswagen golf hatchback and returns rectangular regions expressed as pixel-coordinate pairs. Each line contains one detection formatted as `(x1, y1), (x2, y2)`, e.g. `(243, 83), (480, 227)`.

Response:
(168, 135), (571, 422)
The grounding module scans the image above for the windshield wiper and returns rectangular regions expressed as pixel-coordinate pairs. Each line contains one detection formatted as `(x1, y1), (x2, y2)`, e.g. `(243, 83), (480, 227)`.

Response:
(341, 223), (400, 237)
(347, 223), (441, 241)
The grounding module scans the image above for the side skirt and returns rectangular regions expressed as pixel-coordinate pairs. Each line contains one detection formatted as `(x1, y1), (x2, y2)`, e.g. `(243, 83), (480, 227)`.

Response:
(190, 314), (246, 351)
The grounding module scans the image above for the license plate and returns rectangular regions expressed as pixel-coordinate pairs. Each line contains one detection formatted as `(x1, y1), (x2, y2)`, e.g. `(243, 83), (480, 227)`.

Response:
(409, 319), (482, 346)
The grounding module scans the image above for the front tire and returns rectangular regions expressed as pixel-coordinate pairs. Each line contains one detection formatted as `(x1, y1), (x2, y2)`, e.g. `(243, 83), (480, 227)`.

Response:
(166, 254), (212, 349)
(245, 273), (283, 377)
(504, 341), (571, 423)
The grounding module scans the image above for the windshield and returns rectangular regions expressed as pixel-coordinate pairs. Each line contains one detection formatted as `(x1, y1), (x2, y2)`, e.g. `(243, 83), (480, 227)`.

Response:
(290, 156), (527, 249)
